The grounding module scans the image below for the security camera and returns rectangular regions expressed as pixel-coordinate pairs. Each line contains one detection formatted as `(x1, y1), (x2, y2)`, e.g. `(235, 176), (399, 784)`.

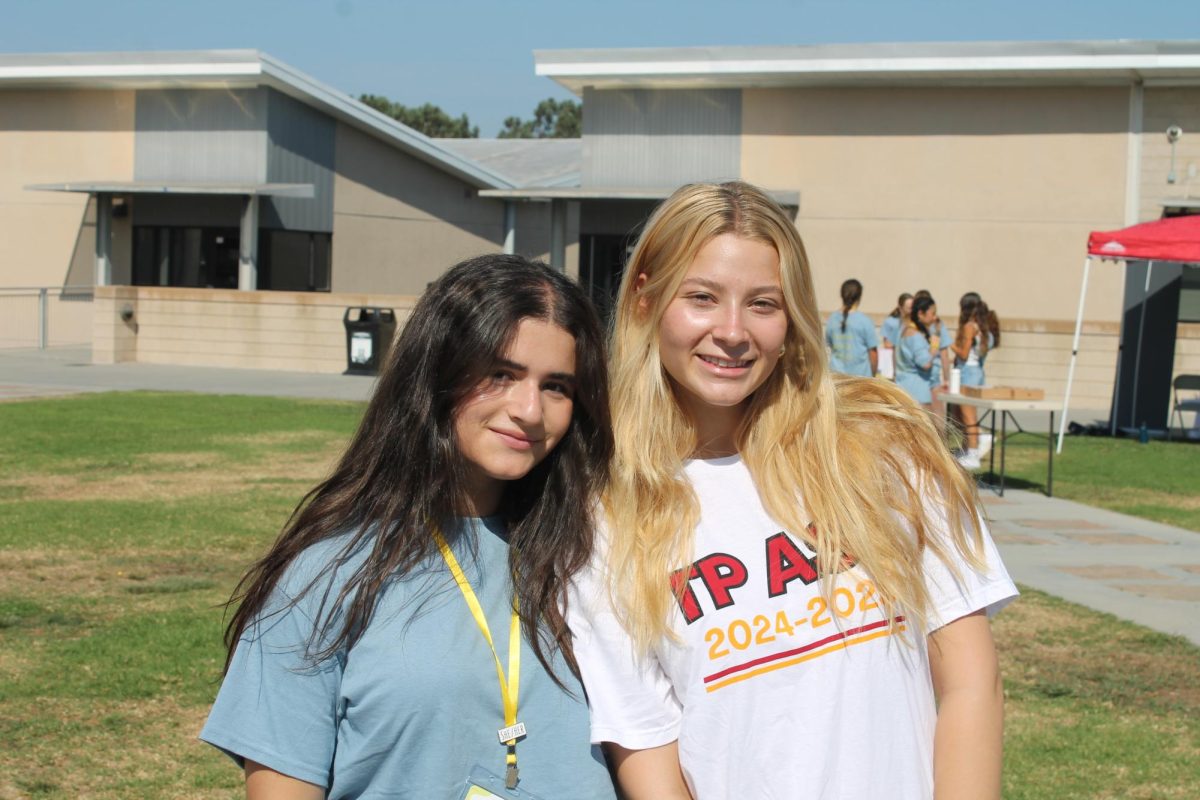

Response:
(1167, 125), (1183, 143)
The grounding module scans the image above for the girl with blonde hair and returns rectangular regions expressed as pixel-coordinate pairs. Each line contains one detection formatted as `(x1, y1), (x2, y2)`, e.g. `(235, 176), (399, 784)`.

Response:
(568, 182), (1016, 799)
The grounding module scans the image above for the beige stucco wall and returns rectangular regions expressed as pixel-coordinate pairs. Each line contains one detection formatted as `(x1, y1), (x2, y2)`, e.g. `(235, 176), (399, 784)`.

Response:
(0, 89), (135, 289)
(741, 86), (1130, 327)
(1140, 87), (1200, 220)
(331, 123), (509, 294)
(94, 285), (418, 373)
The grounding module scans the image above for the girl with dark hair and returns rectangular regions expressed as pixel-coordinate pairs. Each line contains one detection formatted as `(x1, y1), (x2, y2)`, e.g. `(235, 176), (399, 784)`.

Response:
(877, 292), (913, 380)
(895, 295), (940, 408)
(880, 292), (914, 348)
(201, 255), (618, 800)
(823, 278), (879, 377)
(913, 289), (952, 388)
(951, 292), (996, 468)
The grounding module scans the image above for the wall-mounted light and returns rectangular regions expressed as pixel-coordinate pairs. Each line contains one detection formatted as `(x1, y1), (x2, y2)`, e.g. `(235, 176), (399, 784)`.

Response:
(119, 304), (135, 323)
(1167, 125), (1183, 184)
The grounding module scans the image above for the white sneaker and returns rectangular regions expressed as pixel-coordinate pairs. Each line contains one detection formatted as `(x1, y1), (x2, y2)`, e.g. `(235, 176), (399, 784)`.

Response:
(957, 449), (981, 470)
(977, 435), (993, 458)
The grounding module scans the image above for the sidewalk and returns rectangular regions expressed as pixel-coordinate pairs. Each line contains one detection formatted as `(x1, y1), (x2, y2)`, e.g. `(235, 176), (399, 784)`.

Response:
(0, 346), (376, 402)
(4, 346), (1199, 646)
(983, 489), (1200, 645)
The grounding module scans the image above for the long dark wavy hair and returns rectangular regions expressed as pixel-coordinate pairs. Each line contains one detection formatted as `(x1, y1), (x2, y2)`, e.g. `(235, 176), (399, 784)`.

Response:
(910, 295), (936, 342)
(223, 254), (613, 686)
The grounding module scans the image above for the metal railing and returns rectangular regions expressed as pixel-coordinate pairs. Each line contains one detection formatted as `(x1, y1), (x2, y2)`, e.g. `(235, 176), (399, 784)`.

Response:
(0, 286), (94, 349)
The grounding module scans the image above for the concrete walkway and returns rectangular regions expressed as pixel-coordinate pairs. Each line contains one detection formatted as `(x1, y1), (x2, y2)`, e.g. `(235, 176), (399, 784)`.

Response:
(4, 346), (1199, 646)
(983, 490), (1200, 645)
(0, 346), (376, 402)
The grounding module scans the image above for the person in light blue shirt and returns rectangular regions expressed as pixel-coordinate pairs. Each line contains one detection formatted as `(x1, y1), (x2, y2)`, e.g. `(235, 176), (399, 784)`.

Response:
(879, 292), (913, 348)
(914, 289), (951, 388)
(201, 255), (617, 800)
(876, 292), (912, 381)
(825, 278), (879, 377)
(895, 296), (940, 407)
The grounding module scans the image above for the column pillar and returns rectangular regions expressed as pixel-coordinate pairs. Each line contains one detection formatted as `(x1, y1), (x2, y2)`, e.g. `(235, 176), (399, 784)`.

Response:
(95, 193), (112, 286)
(503, 201), (517, 255)
(238, 194), (259, 291)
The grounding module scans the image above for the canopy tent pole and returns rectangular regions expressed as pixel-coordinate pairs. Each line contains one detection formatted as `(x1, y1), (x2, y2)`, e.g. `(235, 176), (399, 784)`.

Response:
(1057, 256), (1093, 454)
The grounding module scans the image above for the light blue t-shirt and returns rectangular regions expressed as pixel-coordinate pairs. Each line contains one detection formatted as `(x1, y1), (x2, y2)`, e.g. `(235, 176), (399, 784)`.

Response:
(825, 310), (879, 377)
(895, 331), (936, 404)
(201, 518), (616, 800)
(879, 315), (903, 347)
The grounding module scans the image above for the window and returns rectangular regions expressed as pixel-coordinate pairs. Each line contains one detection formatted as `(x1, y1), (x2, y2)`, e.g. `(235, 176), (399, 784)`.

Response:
(258, 230), (331, 292)
(133, 227), (331, 291)
(132, 227), (239, 289)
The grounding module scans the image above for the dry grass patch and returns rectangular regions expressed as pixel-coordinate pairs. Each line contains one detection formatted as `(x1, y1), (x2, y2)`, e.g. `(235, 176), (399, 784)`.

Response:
(1091, 484), (1200, 513)
(0, 548), (246, 603)
(996, 588), (1200, 714)
(212, 429), (342, 448)
(0, 696), (238, 799)
(1, 445), (341, 503)
(998, 592), (1200, 798)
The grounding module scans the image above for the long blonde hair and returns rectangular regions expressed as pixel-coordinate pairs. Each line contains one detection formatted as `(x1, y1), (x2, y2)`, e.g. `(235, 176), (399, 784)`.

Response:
(605, 181), (986, 651)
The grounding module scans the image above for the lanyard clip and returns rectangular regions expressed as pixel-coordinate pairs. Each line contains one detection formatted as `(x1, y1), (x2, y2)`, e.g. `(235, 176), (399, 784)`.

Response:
(505, 764), (519, 790)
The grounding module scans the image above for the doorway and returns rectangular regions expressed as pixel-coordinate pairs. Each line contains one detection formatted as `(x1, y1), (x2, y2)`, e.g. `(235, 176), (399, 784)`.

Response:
(133, 226), (240, 289)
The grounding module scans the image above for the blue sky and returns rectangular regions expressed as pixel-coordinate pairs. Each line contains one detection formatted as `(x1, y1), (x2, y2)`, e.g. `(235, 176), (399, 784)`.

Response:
(3, 0), (1198, 136)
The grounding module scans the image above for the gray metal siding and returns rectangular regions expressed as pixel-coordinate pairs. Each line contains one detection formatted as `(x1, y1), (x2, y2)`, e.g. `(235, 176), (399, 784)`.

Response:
(134, 89), (267, 182)
(263, 89), (334, 232)
(582, 88), (742, 188)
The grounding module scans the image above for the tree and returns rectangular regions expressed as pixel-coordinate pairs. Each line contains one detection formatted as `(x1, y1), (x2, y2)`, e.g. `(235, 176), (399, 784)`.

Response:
(359, 94), (479, 138)
(498, 98), (581, 139)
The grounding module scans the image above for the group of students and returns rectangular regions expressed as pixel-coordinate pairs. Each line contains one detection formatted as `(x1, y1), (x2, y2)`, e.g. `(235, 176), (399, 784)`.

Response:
(825, 281), (1001, 469)
(202, 182), (1017, 800)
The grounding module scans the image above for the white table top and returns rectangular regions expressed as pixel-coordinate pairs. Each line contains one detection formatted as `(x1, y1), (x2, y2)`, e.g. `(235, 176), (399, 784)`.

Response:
(940, 392), (1061, 412)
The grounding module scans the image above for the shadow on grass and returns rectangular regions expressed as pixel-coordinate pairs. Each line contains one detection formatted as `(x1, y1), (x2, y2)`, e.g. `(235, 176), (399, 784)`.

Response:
(973, 472), (1049, 495)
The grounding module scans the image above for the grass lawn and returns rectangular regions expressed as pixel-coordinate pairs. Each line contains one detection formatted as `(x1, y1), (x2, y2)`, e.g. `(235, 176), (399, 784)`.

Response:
(971, 431), (1200, 533)
(1, 392), (1198, 798)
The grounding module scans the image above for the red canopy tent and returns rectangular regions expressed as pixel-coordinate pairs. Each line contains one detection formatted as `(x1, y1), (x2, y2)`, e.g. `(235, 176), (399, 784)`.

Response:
(1059, 215), (1200, 450)
(1087, 215), (1200, 263)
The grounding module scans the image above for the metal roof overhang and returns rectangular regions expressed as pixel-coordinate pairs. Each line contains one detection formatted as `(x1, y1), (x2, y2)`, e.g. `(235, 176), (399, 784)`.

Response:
(480, 186), (800, 207)
(534, 40), (1200, 94)
(0, 51), (515, 192)
(27, 181), (315, 197)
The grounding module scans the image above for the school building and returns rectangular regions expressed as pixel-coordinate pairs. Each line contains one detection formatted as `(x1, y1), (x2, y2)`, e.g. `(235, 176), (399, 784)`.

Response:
(2, 42), (1199, 423)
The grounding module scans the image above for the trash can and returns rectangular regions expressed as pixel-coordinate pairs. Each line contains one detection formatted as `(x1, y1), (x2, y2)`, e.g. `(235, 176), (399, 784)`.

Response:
(343, 307), (397, 376)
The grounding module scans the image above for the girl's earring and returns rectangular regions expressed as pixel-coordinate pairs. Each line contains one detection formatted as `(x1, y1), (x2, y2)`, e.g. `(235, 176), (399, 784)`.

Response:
(779, 345), (786, 356)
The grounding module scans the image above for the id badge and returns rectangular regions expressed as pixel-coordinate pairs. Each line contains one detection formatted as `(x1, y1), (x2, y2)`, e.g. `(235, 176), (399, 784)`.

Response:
(459, 765), (549, 800)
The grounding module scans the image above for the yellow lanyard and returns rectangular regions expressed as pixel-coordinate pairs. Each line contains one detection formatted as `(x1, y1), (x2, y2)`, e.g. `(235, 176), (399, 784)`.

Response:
(433, 529), (524, 789)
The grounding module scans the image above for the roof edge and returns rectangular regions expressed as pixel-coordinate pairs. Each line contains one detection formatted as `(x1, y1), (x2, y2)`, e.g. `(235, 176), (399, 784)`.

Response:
(534, 39), (1200, 92)
(0, 49), (515, 191)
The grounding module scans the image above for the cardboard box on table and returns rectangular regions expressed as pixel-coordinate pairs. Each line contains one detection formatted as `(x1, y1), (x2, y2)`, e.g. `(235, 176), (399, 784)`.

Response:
(960, 385), (1045, 401)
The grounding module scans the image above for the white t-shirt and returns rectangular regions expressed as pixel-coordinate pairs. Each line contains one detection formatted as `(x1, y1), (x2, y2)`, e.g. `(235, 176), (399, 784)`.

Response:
(569, 455), (1017, 800)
